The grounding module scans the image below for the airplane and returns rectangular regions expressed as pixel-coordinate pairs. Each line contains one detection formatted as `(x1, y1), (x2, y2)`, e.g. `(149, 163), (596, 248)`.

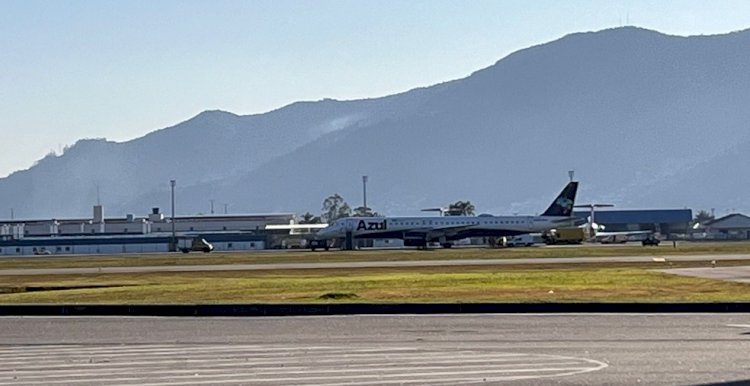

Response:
(314, 181), (579, 248)
(574, 204), (654, 243)
(587, 223), (653, 243)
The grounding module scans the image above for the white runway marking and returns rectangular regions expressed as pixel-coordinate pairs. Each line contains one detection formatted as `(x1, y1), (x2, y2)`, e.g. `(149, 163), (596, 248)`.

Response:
(0, 344), (607, 385)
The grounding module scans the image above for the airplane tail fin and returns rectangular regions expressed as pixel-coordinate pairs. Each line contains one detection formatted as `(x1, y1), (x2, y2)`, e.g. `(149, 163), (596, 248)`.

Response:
(541, 181), (578, 217)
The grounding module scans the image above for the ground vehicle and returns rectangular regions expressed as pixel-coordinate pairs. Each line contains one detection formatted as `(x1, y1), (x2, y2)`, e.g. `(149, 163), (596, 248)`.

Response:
(308, 239), (330, 251)
(506, 234), (535, 247)
(177, 237), (214, 253)
(642, 236), (660, 246)
(281, 238), (306, 249)
(543, 228), (584, 244)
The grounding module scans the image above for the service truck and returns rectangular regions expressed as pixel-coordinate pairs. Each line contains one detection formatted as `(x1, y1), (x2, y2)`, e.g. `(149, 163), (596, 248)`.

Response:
(177, 237), (214, 253)
(543, 228), (585, 245)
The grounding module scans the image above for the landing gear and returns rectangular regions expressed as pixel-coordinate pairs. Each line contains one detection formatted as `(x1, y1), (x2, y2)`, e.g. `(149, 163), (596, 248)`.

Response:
(437, 236), (453, 249)
(404, 238), (428, 248)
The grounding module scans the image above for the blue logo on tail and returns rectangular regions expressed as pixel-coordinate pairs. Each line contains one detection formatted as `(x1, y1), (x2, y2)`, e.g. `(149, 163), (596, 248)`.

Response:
(555, 197), (573, 210)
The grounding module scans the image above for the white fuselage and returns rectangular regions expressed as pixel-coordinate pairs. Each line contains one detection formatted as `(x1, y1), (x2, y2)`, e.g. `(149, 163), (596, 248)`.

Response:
(316, 215), (574, 241)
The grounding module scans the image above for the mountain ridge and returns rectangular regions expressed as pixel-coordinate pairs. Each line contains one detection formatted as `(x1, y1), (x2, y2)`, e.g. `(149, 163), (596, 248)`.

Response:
(3, 26), (750, 218)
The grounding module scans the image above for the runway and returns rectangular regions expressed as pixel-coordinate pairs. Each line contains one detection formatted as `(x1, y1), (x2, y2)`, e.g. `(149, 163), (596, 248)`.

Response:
(660, 266), (750, 283)
(0, 314), (748, 385)
(0, 343), (606, 385)
(1, 253), (749, 276)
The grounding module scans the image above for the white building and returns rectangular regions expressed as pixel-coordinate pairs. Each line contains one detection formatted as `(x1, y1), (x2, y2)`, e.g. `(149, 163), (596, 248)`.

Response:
(0, 206), (297, 256)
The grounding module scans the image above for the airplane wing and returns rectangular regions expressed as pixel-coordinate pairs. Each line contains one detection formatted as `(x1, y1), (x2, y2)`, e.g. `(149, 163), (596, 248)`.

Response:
(593, 230), (653, 242)
(595, 230), (652, 237)
(425, 224), (477, 239)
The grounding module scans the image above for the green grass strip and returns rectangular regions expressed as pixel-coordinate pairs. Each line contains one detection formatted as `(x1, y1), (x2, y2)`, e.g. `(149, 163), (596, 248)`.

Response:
(1, 264), (749, 304)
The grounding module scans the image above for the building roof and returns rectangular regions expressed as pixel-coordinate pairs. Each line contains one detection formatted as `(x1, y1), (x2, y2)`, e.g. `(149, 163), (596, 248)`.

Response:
(174, 214), (294, 222)
(572, 209), (692, 224)
(704, 213), (750, 230)
(0, 213), (295, 226)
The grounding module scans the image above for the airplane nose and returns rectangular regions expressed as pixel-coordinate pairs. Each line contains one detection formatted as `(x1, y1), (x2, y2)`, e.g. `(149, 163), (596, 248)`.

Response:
(316, 225), (333, 239)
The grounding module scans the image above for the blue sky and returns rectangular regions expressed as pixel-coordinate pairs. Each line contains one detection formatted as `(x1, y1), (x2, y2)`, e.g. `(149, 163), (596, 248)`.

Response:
(2, 0), (750, 178)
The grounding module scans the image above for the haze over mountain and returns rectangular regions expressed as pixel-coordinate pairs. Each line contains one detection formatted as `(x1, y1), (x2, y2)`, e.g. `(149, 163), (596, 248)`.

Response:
(3, 26), (750, 220)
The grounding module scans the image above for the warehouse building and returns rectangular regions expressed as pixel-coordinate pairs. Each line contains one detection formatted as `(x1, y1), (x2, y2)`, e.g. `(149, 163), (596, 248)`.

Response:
(700, 213), (750, 240)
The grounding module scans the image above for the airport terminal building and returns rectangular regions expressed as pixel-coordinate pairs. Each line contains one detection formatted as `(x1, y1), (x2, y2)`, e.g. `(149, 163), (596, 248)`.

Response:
(0, 206), (312, 256)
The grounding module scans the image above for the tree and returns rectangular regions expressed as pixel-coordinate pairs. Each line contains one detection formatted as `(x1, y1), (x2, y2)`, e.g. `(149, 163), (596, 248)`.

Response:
(321, 194), (352, 223)
(446, 200), (475, 216)
(298, 212), (321, 224)
(353, 206), (380, 217)
(693, 209), (714, 226)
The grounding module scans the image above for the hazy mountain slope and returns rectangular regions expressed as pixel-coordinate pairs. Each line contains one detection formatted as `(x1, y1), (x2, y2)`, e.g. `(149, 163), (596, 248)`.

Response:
(4, 26), (750, 218)
(0, 94), (432, 218)
(148, 27), (750, 216)
(628, 139), (750, 213)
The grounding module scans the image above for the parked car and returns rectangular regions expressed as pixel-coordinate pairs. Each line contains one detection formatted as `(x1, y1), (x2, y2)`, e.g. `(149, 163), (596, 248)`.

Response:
(506, 234), (535, 247)
(642, 236), (660, 246)
(308, 239), (330, 251)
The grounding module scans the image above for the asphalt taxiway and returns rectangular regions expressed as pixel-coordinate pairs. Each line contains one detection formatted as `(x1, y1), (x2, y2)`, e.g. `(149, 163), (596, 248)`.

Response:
(1, 253), (749, 276)
(0, 313), (748, 385)
(660, 266), (750, 284)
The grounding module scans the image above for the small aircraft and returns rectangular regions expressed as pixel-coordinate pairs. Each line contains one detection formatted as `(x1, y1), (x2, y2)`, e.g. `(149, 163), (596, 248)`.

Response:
(575, 204), (654, 243)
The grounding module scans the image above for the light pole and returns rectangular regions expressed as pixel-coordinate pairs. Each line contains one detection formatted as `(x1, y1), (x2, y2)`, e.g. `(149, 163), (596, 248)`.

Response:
(170, 179), (176, 252)
(10, 208), (13, 220)
(210, 199), (215, 215)
(362, 175), (368, 215)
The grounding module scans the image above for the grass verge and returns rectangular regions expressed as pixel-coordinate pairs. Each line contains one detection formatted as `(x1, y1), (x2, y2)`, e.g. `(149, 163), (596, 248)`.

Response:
(0, 261), (749, 304)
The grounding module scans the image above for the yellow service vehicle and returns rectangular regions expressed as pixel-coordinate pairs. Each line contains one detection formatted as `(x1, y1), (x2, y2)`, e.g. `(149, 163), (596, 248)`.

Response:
(543, 227), (585, 245)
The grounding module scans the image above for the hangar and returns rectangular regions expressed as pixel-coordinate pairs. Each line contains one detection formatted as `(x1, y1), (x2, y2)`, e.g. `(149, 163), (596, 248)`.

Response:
(572, 209), (693, 239)
(701, 213), (750, 240)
